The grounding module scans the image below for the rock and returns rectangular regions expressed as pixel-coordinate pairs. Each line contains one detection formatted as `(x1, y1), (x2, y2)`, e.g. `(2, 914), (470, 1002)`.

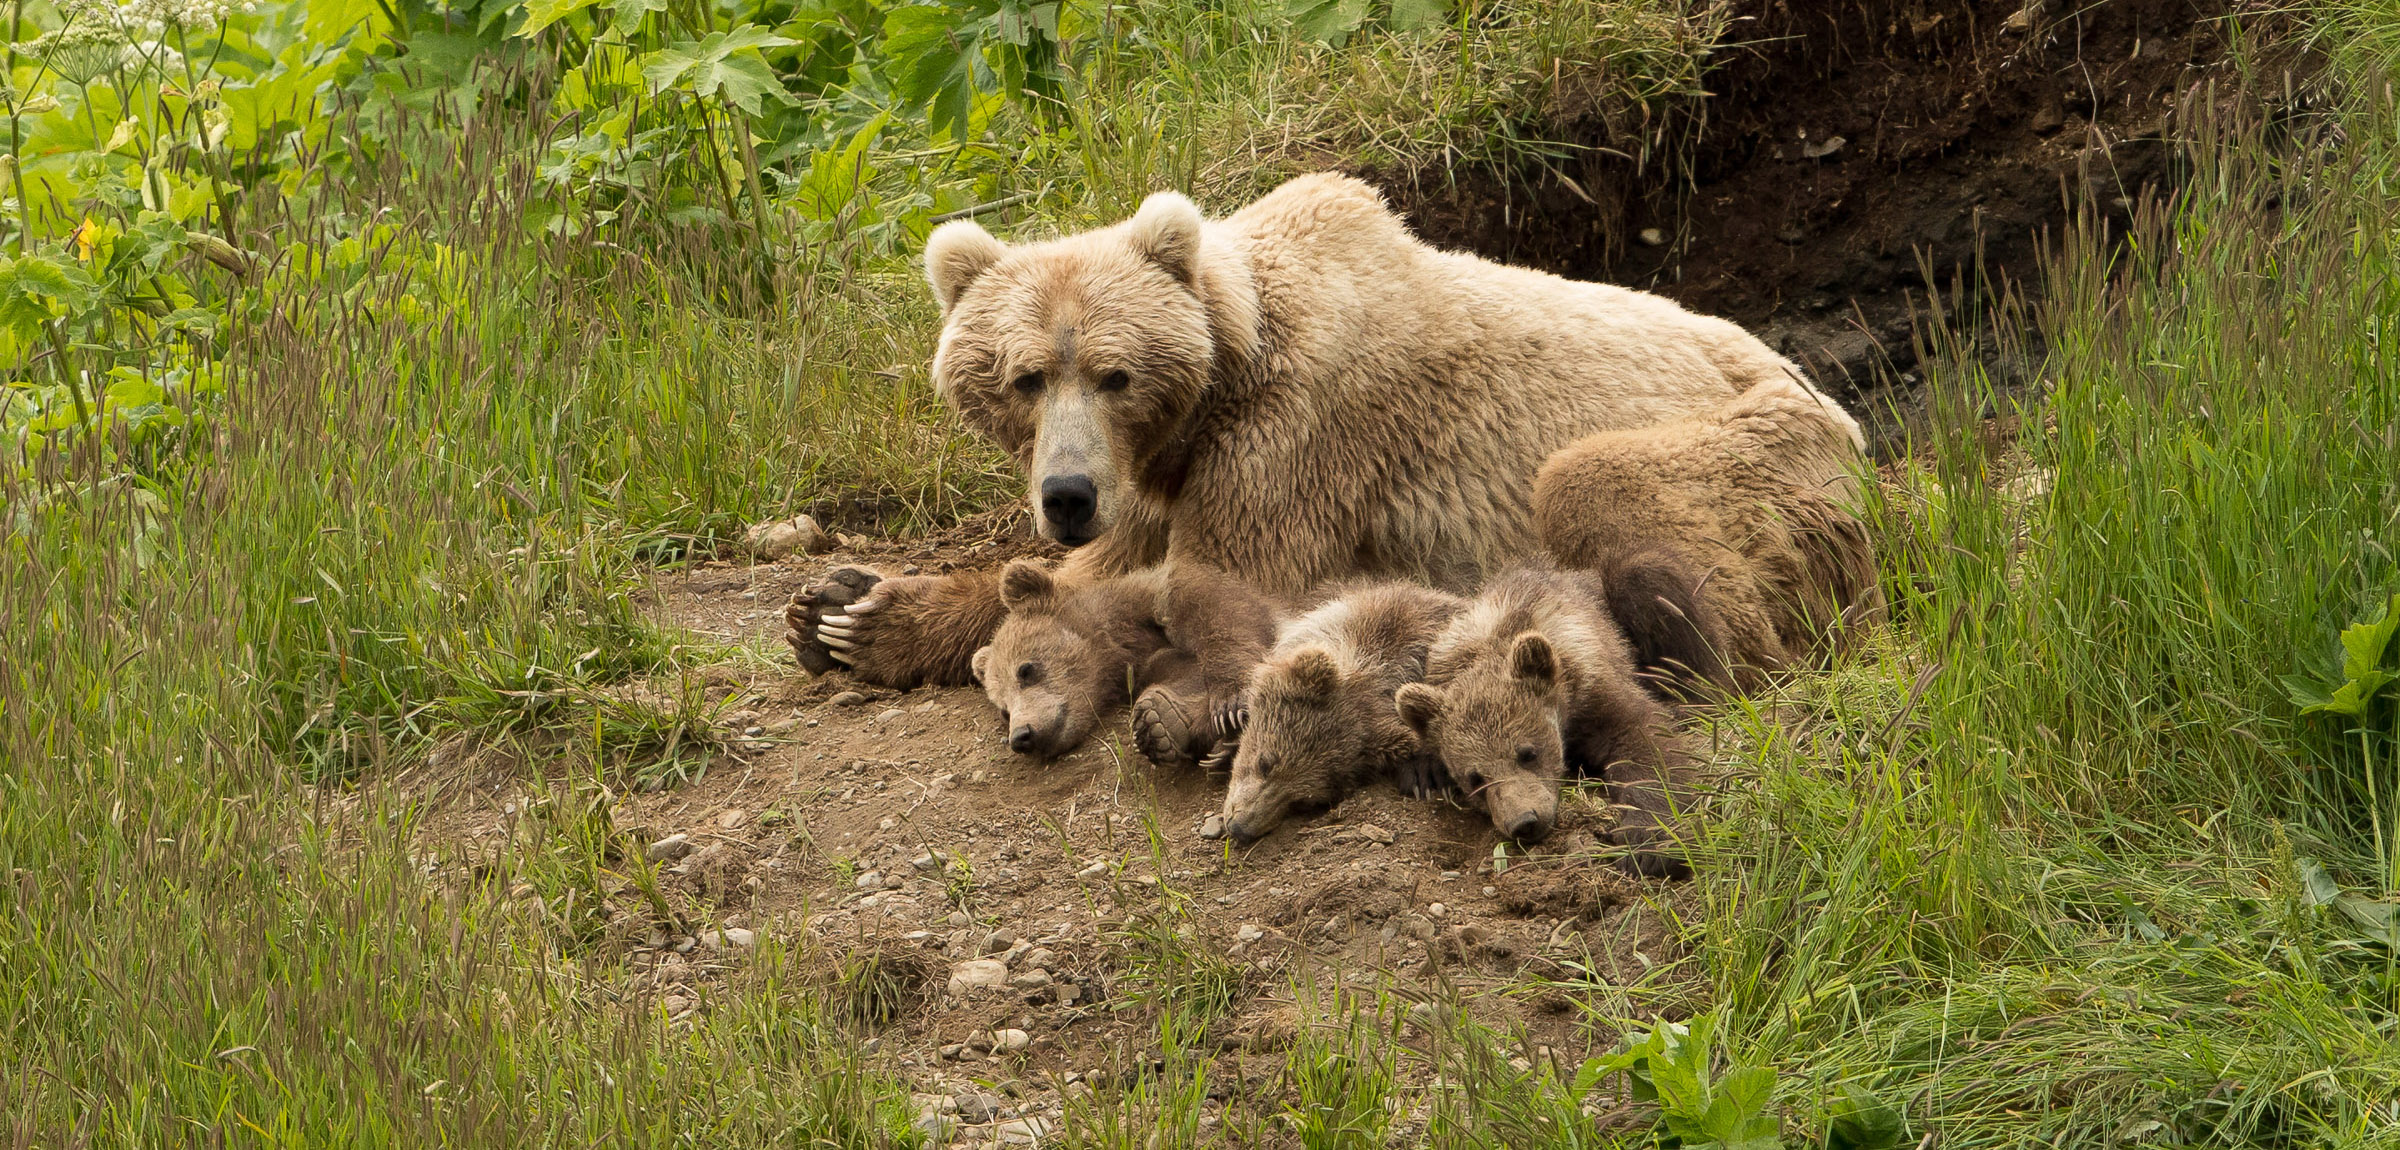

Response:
(948, 910), (972, 927)
(939, 1043), (967, 1061)
(913, 852), (943, 873)
(993, 1117), (1048, 1144)
(955, 1093), (1000, 1123)
(1009, 970), (1052, 989)
(1075, 860), (1110, 880)
(981, 928), (1017, 954)
(741, 515), (830, 561)
(877, 707), (907, 724)
(646, 834), (694, 863)
(947, 959), (1010, 996)
(993, 1028), (1032, 1052)
(1356, 823), (1394, 845)
(1483, 885), (1498, 898)
(1638, 227), (1666, 246)
(1234, 923), (1264, 945)
(856, 871), (884, 890)
(699, 928), (757, 949)
(1428, 903), (1446, 918)
(965, 1031), (997, 1054)
(717, 808), (749, 830)
(829, 691), (868, 707)
(1024, 947), (1056, 971)
(1197, 814), (1225, 839)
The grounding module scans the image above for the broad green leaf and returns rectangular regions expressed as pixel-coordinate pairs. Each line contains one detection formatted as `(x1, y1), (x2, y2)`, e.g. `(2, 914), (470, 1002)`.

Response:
(882, 4), (987, 141)
(2336, 896), (2400, 946)
(2301, 670), (2395, 719)
(2299, 858), (2342, 907)
(1826, 1084), (1907, 1150)
(608, 0), (671, 36)
(641, 26), (799, 116)
(1386, 0), (1450, 33)
(515, 0), (604, 39)
(0, 254), (101, 339)
(2338, 592), (2400, 680)
(1287, 0), (1370, 44)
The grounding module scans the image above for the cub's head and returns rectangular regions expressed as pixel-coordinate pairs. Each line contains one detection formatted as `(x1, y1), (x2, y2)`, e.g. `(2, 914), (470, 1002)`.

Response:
(971, 561), (1125, 760)
(1395, 631), (1570, 843)
(924, 192), (1261, 547)
(1220, 646), (1417, 846)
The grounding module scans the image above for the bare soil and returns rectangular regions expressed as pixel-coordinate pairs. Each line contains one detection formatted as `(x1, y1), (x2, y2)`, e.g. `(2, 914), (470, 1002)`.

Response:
(1395, 0), (2269, 445)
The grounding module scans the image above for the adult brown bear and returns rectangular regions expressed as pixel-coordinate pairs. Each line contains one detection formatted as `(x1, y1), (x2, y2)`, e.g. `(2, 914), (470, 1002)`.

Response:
(786, 173), (1863, 690)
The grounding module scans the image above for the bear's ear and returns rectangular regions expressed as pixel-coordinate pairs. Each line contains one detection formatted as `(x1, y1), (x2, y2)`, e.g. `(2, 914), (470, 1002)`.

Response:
(925, 219), (1009, 313)
(1393, 682), (1444, 738)
(1286, 648), (1341, 702)
(1126, 191), (1204, 286)
(1509, 632), (1559, 686)
(970, 645), (993, 686)
(999, 560), (1059, 613)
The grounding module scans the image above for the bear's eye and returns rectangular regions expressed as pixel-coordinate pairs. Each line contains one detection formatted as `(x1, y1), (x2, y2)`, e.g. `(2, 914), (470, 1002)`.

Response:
(1516, 745), (1539, 767)
(1011, 370), (1045, 395)
(1098, 369), (1130, 392)
(1255, 755), (1274, 779)
(1016, 661), (1041, 686)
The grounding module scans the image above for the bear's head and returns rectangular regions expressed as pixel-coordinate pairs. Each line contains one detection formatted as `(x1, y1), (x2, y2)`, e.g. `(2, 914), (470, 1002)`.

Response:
(1220, 645), (1419, 846)
(1394, 631), (1570, 843)
(923, 191), (1261, 547)
(971, 560), (1130, 760)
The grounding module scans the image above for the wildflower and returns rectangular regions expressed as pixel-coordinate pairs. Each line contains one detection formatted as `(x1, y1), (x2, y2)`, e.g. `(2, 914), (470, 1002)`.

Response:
(73, 217), (100, 261)
(25, 19), (129, 85)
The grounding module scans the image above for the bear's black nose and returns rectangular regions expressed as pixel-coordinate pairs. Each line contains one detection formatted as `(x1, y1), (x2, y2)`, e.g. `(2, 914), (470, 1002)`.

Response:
(1503, 811), (1553, 843)
(1009, 725), (1038, 754)
(1039, 475), (1097, 534)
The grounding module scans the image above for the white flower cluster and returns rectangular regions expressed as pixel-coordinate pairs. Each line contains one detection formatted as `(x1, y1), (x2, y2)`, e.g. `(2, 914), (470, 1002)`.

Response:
(20, 0), (240, 83)
(122, 0), (256, 31)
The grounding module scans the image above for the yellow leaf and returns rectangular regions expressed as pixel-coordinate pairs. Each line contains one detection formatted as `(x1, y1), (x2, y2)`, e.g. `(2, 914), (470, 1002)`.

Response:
(104, 117), (140, 153)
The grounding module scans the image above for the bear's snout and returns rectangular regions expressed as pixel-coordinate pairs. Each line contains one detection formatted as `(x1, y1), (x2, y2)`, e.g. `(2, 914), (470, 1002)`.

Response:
(1039, 474), (1098, 539)
(1009, 724), (1039, 754)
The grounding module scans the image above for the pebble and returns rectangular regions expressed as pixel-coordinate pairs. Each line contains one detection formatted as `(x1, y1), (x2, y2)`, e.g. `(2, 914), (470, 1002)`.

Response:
(829, 690), (868, 707)
(1356, 823), (1395, 845)
(1009, 970), (1052, 989)
(1639, 227), (1667, 246)
(1075, 860), (1110, 880)
(741, 514), (829, 560)
(993, 1028), (1032, 1052)
(947, 959), (1010, 996)
(856, 871), (884, 890)
(1235, 923), (1264, 944)
(646, 834), (694, 862)
(981, 929), (1017, 954)
(1483, 885), (1498, 898)
(956, 1093), (1000, 1123)
(878, 708), (907, 724)
(1440, 870), (1462, 881)
(948, 911), (972, 927)
(1428, 903), (1446, 918)
(939, 1043), (967, 1062)
(1197, 814), (1225, 839)
(717, 808), (749, 830)
(913, 852), (943, 873)
(1024, 947), (1056, 971)
(993, 1117), (1048, 1144)
(699, 928), (757, 949)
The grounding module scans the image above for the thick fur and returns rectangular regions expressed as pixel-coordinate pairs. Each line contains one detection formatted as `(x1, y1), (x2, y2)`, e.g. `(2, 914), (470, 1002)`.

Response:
(1219, 581), (1466, 846)
(794, 173), (1864, 687)
(1130, 563), (1290, 770)
(1536, 377), (1882, 693)
(971, 561), (1172, 759)
(1395, 567), (1692, 878)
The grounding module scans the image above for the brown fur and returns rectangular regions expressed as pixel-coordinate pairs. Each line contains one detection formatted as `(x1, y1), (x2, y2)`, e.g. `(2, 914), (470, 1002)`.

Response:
(1130, 563), (1289, 770)
(793, 174), (1863, 687)
(1219, 581), (1466, 846)
(1394, 567), (1691, 878)
(971, 562), (1170, 759)
(1536, 378), (1883, 693)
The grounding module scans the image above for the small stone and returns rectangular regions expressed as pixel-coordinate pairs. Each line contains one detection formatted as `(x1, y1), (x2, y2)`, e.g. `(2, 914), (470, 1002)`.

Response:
(1483, 885), (1498, 898)
(993, 1028), (1032, 1052)
(913, 852), (943, 873)
(717, 808), (749, 830)
(1197, 814), (1225, 839)
(1440, 870), (1461, 881)
(1235, 923), (1264, 944)
(1075, 860), (1110, 880)
(856, 871), (884, 890)
(878, 707), (907, 724)
(1355, 823), (1394, 845)
(939, 1043), (967, 1061)
(981, 929), (1017, 954)
(699, 927), (757, 949)
(948, 911), (972, 927)
(741, 514), (829, 561)
(965, 1031), (996, 1054)
(646, 834), (694, 863)
(947, 959), (1010, 996)
(956, 1093), (1000, 1123)
(1024, 947), (1056, 971)
(1428, 903), (1446, 918)
(1009, 970), (1052, 989)
(1638, 227), (1666, 246)
(829, 691), (868, 707)
(993, 1116), (1047, 1144)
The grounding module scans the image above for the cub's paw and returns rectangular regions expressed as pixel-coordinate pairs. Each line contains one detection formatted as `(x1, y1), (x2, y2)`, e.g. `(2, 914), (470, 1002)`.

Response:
(1607, 816), (1691, 881)
(1132, 685), (1213, 772)
(1393, 757), (1455, 802)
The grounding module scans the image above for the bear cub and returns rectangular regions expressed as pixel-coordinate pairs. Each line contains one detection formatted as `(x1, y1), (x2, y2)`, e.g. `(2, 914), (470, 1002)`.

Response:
(1394, 566), (1692, 878)
(1216, 581), (1466, 846)
(973, 560), (1283, 763)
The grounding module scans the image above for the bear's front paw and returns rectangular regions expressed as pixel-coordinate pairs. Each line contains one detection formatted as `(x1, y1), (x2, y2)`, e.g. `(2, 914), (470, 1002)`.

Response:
(783, 566), (887, 677)
(1132, 684), (1213, 772)
(1393, 757), (1454, 802)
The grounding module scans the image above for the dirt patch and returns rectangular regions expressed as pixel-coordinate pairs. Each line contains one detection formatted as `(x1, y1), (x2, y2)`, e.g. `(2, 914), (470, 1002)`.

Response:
(1393, 0), (2268, 444)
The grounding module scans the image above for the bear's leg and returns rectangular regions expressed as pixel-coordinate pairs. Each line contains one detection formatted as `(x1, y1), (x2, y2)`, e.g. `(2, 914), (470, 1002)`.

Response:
(1603, 546), (1738, 699)
(787, 567), (1007, 689)
(1131, 649), (1217, 771)
(1576, 705), (1693, 880)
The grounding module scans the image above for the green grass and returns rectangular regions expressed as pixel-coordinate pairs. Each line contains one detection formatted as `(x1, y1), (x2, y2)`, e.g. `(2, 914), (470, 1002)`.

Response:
(6, 0), (2400, 1145)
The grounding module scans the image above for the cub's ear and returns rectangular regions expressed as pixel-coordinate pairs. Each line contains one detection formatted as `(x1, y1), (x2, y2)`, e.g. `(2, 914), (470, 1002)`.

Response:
(1509, 632), (1559, 685)
(1126, 191), (1204, 286)
(925, 219), (1008, 313)
(1286, 647), (1341, 701)
(999, 560), (1059, 613)
(970, 645), (993, 686)
(1393, 682), (1445, 738)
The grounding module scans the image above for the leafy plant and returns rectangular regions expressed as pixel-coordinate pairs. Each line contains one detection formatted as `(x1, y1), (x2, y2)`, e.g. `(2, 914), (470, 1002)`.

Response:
(1286, 0), (1451, 47)
(2286, 591), (2400, 890)
(1589, 1013), (1783, 1150)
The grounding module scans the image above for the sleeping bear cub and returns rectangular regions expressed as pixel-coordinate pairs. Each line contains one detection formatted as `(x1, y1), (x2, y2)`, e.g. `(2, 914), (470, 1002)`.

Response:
(1395, 565), (1693, 879)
